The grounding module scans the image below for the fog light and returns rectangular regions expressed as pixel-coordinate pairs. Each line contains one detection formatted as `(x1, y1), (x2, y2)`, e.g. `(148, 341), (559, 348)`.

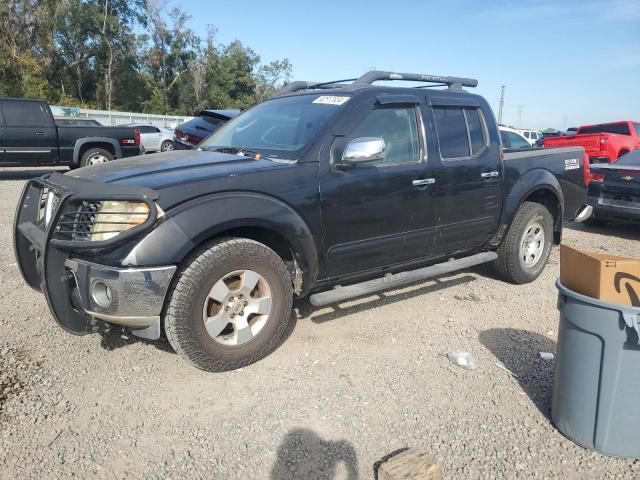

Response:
(92, 281), (113, 308)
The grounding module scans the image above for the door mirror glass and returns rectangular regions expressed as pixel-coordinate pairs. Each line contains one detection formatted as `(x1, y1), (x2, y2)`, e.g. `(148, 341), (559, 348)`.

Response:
(342, 137), (386, 165)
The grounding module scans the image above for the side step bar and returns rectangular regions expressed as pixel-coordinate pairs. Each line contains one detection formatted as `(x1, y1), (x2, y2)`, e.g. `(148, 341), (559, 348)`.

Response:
(309, 251), (498, 307)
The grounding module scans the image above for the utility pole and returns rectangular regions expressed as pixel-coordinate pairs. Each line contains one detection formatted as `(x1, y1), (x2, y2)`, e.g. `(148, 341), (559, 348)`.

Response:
(517, 105), (524, 127)
(497, 85), (505, 125)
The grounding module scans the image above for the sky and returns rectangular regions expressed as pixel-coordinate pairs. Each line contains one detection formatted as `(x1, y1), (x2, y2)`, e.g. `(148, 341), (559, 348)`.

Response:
(177, 0), (639, 130)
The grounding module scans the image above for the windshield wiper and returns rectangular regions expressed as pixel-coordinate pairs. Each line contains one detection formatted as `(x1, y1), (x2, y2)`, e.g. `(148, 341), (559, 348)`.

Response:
(205, 146), (265, 160)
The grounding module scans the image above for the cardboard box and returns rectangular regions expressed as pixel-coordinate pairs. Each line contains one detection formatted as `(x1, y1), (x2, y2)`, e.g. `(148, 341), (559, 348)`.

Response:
(560, 245), (640, 307)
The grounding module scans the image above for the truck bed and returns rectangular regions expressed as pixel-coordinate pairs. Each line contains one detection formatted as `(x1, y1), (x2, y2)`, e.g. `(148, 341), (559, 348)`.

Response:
(504, 146), (587, 221)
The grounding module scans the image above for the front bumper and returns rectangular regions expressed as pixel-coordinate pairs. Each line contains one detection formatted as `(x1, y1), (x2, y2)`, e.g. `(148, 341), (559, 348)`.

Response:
(65, 258), (176, 336)
(14, 173), (174, 339)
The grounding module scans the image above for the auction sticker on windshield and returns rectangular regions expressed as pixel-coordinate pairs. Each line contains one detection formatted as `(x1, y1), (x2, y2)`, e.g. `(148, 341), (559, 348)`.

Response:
(312, 96), (350, 106)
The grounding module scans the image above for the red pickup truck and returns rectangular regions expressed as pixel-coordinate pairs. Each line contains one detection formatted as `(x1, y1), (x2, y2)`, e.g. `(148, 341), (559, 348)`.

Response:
(544, 121), (640, 163)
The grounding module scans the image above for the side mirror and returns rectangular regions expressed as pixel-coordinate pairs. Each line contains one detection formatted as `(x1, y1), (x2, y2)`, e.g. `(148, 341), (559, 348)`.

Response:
(341, 137), (385, 165)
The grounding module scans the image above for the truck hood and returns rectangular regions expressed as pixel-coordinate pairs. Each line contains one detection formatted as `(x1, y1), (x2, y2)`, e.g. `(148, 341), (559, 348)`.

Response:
(67, 150), (291, 189)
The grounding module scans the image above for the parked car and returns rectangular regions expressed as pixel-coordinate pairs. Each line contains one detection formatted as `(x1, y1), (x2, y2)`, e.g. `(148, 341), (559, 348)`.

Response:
(500, 126), (532, 149)
(14, 70), (588, 371)
(0, 98), (141, 167)
(544, 121), (640, 163)
(566, 127), (578, 134)
(55, 117), (102, 127)
(173, 109), (240, 149)
(582, 149), (640, 226)
(124, 124), (174, 153)
(535, 130), (566, 147)
(519, 129), (541, 146)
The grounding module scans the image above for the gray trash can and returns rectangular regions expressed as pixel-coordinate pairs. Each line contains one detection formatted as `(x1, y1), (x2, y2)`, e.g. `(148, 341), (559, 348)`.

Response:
(553, 280), (640, 458)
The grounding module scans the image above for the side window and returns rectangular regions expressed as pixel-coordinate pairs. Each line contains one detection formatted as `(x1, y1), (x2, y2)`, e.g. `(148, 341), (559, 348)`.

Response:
(345, 106), (421, 165)
(433, 106), (469, 158)
(433, 106), (487, 159)
(2, 101), (49, 127)
(500, 131), (510, 148)
(465, 108), (486, 155)
(507, 132), (530, 149)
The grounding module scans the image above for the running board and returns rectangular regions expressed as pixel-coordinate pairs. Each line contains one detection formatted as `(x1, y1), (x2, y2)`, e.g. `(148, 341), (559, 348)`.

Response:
(309, 252), (498, 307)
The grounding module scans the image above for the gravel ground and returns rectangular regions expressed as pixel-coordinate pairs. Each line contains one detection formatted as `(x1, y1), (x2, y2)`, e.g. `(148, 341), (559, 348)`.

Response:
(1, 168), (640, 479)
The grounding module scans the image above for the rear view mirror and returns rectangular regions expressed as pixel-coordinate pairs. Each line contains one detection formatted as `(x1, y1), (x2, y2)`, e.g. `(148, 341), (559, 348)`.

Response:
(341, 137), (385, 165)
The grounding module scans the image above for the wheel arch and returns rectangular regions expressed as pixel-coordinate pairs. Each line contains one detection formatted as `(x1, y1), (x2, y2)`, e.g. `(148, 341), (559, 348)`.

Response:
(500, 170), (564, 245)
(73, 137), (122, 166)
(122, 192), (320, 295)
(618, 149), (629, 159)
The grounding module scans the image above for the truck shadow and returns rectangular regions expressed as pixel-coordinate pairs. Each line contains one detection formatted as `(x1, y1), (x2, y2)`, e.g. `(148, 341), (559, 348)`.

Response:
(297, 272), (477, 324)
(271, 428), (358, 480)
(96, 310), (299, 355)
(0, 168), (67, 180)
(565, 221), (640, 242)
(479, 328), (557, 420)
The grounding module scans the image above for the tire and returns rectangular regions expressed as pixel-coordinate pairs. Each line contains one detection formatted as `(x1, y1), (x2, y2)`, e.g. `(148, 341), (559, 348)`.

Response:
(79, 147), (113, 167)
(493, 201), (554, 284)
(160, 140), (174, 152)
(165, 238), (293, 372)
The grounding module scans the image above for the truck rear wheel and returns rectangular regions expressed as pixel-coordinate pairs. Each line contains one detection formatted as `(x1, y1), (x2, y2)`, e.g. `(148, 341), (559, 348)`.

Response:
(79, 147), (113, 167)
(164, 238), (293, 372)
(494, 201), (553, 284)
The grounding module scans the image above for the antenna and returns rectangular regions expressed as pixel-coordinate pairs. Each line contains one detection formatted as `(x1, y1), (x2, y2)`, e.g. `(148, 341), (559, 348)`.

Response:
(497, 85), (506, 125)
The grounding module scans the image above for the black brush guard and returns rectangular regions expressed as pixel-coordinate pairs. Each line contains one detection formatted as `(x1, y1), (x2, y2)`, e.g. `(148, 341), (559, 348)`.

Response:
(13, 172), (159, 335)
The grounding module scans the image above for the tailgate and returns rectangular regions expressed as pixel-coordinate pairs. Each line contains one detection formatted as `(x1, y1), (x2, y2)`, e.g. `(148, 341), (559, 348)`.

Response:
(545, 134), (603, 156)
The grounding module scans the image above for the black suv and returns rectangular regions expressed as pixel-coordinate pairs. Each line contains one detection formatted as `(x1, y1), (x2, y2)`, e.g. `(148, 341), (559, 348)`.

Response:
(15, 71), (588, 371)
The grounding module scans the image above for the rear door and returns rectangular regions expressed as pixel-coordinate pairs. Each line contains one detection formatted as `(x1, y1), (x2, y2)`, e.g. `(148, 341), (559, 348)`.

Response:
(1, 100), (57, 165)
(427, 100), (503, 254)
(320, 94), (438, 277)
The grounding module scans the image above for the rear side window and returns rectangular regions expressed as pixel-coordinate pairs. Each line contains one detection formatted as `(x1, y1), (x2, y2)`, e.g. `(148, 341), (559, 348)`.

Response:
(578, 123), (631, 135)
(433, 106), (487, 159)
(2, 100), (49, 126)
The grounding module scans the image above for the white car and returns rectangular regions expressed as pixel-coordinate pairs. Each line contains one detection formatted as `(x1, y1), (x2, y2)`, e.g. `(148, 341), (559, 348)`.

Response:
(519, 129), (541, 146)
(126, 124), (175, 153)
(499, 126), (532, 150)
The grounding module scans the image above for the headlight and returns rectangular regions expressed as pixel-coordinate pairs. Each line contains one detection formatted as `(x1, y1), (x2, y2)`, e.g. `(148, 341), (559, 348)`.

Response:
(89, 201), (163, 242)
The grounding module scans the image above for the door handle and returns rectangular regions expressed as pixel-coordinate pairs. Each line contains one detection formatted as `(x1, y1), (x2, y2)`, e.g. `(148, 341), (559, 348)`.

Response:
(412, 178), (436, 186)
(35, 131), (46, 136)
(481, 171), (500, 178)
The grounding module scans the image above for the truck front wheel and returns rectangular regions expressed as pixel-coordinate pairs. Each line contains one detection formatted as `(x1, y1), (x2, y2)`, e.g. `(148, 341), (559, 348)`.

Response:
(494, 201), (553, 284)
(164, 238), (293, 372)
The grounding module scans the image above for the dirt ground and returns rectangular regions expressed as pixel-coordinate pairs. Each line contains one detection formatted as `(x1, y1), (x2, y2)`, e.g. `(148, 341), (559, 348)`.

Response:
(1, 168), (639, 479)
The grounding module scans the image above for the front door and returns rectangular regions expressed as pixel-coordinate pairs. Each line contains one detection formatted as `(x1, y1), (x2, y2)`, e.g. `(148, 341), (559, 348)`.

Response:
(320, 97), (438, 278)
(427, 102), (503, 254)
(1, 100), (57, 165)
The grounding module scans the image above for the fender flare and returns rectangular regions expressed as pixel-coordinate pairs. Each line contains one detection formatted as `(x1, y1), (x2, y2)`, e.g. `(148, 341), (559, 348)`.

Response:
(122, 192), (320, 294)
(500, 169), (564, 242)
(73, 137), (123, 166)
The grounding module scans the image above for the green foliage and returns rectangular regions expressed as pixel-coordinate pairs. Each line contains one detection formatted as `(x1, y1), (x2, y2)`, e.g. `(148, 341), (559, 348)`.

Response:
(0, 0), (292, 114)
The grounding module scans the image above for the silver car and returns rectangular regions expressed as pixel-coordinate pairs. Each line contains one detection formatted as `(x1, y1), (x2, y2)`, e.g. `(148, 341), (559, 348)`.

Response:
(127, 124), (175, 153)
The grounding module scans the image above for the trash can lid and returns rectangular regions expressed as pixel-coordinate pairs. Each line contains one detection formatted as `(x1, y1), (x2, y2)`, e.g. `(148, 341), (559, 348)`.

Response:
(557, 279), (640, 344)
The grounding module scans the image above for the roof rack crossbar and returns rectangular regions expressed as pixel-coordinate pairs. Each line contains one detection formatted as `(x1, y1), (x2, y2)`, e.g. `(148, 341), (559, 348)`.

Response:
(273, 70), (478, 97)
(354, 70), (477, 90)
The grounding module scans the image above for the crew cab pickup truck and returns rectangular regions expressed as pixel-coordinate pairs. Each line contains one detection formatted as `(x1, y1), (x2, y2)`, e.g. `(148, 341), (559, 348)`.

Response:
(14, 71), (588, 372)
(544, 121), (640, 163)
(0, 98), (141, 168)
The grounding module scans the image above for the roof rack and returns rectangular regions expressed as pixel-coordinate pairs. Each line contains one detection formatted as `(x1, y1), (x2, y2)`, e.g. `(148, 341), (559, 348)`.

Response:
(274, 70), (478, 96)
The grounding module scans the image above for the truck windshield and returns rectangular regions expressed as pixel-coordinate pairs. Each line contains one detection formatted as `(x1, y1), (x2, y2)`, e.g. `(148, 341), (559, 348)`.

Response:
(199, 94), (350, 160)
(578, 123), (631, 135)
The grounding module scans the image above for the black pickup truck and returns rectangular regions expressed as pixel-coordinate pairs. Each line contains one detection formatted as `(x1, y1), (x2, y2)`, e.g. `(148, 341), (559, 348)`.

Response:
(0, 98), (141, 168)
(14, 71), (589, 372)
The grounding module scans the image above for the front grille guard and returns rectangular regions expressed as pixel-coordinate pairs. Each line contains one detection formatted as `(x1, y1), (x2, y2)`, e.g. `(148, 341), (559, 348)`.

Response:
(14, 174), (161, 335)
